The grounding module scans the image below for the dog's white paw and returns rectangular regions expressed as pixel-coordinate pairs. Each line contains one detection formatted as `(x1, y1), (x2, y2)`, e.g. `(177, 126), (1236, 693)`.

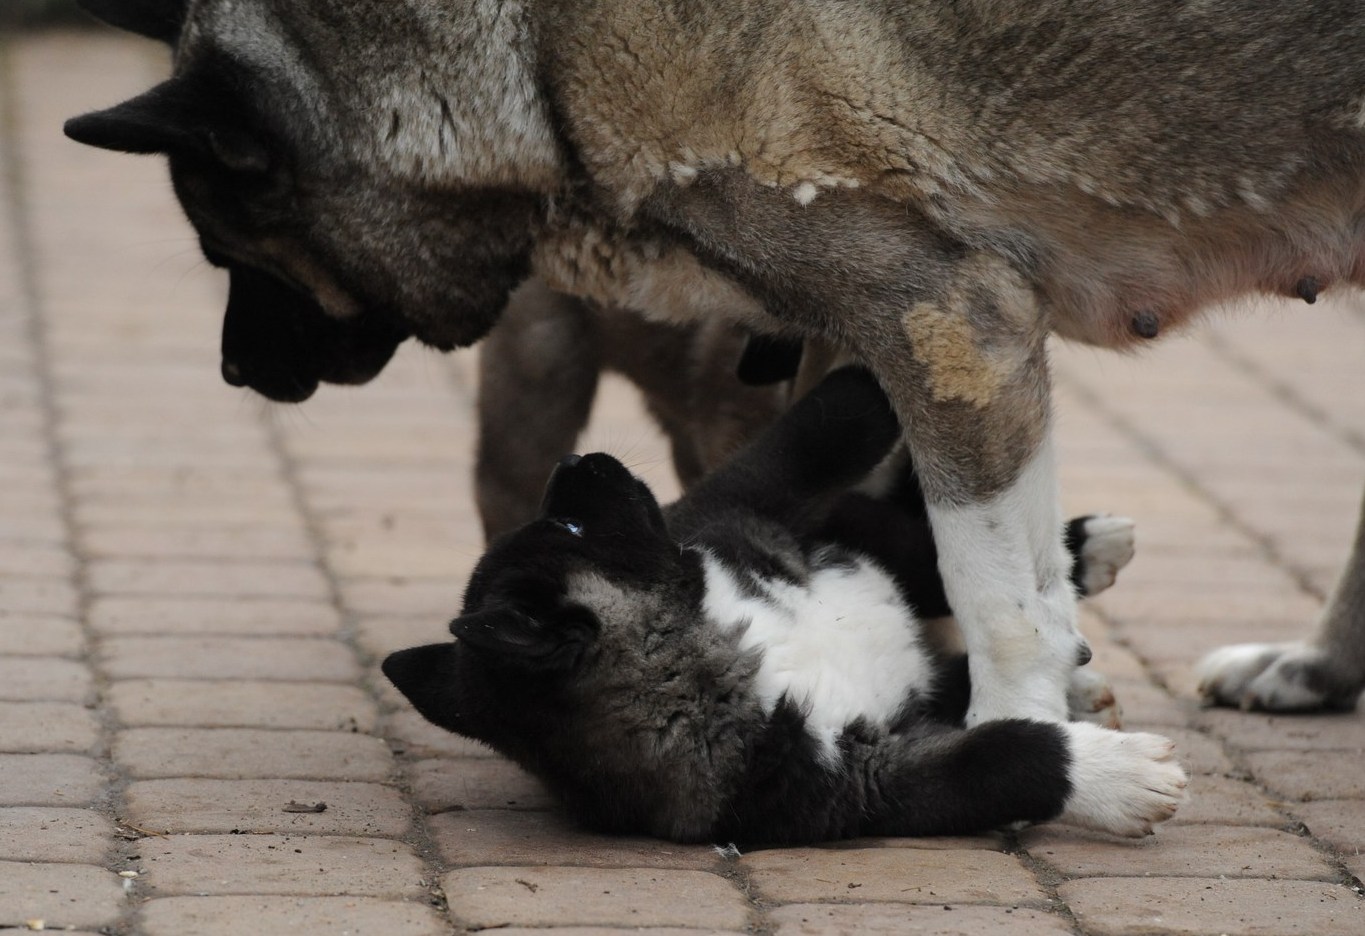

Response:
(1067, 667), (1123, 729)
(1057, 722), (1187, 836)
(1196, 641), (1361, 712)
(1076, 515), (1136, 597)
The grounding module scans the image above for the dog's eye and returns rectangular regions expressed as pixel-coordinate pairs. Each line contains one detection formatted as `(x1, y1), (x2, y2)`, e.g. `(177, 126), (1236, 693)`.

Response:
(552, 518), (584, 537)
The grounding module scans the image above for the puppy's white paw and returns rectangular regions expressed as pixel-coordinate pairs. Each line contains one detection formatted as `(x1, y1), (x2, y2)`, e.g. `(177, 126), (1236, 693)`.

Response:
(1076, 515), (1136, 597)
(1196, 641), (1360, 712)
(1067, 667), (1123, 729)
(1058, 722), (1187, 837)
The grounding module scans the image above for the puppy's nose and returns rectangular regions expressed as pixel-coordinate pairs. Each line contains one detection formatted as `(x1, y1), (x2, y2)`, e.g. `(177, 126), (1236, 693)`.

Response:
(558, 454), (582, 468)
(221, 359), (247, 387)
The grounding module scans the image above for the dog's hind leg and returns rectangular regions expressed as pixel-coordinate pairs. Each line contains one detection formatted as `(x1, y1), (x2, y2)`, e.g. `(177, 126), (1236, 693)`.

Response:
(1197, 487), (1365, 711)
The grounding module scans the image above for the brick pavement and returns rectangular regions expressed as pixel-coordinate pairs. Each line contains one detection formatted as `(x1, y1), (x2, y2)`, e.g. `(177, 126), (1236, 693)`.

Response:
(2, 27), (1364, 936)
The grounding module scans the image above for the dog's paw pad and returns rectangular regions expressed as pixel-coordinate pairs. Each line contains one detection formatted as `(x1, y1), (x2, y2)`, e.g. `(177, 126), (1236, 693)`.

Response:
(1067, 667), (1123, 729)
(1059, 723), (1188, 837)
(1196, 642), (1359, 712)
(1074, 515), (1136, 597)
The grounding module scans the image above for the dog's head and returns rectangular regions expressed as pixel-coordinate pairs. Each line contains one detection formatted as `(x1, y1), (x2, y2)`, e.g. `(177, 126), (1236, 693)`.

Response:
(64, 0), (561, 401)
(382, 452), (698, 758)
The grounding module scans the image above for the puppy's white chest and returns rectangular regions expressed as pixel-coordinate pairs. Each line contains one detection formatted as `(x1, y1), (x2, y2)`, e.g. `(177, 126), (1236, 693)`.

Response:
(701, 553), (932, 756)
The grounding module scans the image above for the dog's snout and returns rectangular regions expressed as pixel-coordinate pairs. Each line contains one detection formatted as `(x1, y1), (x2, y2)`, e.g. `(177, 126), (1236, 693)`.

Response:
(559, 454), (583, 468)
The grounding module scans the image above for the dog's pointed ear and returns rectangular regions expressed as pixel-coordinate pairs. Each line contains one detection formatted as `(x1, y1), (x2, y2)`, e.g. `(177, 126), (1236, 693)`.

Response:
(63, 79), (199, 155)
(450, 606), (595, 671)
(77, 0), (186, 44)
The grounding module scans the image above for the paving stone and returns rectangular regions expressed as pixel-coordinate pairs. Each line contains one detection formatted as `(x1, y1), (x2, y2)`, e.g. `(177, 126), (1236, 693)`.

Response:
(429, 809), (722, 870)
(0, 542), (75, 578)
(0, 808), (114, 864)
(1023, 824), (1333, 880)
(80, 525), (313, 561)
(410, 757), (555, 812)
(0, 861), (126, 931)
(1060, 877), (1365, 936)
(384, 709), (498, 758)
(134, 834), (427, 898)
(101, 636), (360, 682)
(108, 679), (378, 731)
(86, 559), (330, 600)
(742, 847), (1046, 906)
(138, 895), (448, 935)
(0, 657), (93, 703)
(1168, 774), (1287, 827)
(1155, 726), (1235, 775)
(338, 579), (463, 618)
(0, 754), (105, 806)
(0, 577), (78, 615)
(89, 595), (341, 636)
(495, 930), (743, 936)
(356, 616), (452, 661)
(1291, 800), (1365, 853)
(0, 614), (84, 656)
(0, 701), (100, 753)
(1245, 750), (1365, 801)
(768, 903), (1073, 935)
(442, 866), (750, 930)
(123, 779), (412, 837)
(114, 728), (393, 781)
(1195, 708), (1365, 752)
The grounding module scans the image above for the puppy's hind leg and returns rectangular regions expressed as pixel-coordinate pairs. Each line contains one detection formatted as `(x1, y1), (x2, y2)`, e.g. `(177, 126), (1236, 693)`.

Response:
(1197, 486), (1365, 712)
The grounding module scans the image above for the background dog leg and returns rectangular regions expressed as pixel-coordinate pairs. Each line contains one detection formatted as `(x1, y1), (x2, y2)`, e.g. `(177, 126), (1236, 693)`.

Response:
(475, 279), (600, 539)
(1197, 487), (1365, 711)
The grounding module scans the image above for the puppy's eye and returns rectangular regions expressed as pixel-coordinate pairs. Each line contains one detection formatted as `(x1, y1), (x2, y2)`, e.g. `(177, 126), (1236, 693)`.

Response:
(552, 518), (584, 537)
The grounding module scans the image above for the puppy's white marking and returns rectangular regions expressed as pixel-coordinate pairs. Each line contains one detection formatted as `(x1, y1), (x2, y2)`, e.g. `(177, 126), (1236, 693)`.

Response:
(1067, 667), (1123, 729)
(928, 436), (1083, 726)
(700, 551), (934, 764)
(1076, 515), (1136, 597)
(1059, 722), (1187, 836)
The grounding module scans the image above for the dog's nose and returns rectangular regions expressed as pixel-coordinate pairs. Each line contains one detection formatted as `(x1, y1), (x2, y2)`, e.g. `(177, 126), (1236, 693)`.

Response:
(221, 359), (247, 387)
(558, 454), (582, 468)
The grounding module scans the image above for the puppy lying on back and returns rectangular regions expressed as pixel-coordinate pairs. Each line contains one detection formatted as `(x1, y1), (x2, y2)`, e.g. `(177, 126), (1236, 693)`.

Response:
(385, 368), (1183, 845)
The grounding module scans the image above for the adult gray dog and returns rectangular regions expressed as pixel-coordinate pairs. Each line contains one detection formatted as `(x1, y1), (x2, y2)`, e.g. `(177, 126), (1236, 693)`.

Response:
(66, 0), (1365, 724)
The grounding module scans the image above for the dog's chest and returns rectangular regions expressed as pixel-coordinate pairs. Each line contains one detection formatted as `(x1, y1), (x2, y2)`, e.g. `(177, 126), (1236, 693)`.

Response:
(700, 551), (932, 755)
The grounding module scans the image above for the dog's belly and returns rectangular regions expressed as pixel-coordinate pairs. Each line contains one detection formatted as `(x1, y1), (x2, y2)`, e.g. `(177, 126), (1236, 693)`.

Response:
(980, 173), (1365, 349)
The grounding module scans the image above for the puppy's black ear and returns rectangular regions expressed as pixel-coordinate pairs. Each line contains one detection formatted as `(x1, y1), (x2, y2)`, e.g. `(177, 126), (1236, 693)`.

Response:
(77, 0), (185, 44)
(381, 643), (462, 728)
(450, 606), (595, 672)
(64, 79), (199, 155)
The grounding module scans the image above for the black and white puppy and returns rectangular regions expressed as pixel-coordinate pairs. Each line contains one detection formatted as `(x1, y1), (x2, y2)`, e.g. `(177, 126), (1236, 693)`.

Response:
(385, 368), (1185, 845)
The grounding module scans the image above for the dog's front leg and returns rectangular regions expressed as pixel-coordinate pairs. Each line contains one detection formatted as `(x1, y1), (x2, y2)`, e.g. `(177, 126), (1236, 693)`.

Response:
(852, 259), (1086, 726)
(640, 174), (1084, 724)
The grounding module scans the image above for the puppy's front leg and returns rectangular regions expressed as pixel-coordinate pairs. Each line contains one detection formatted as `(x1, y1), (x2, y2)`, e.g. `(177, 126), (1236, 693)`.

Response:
(855, 257), (1085, 726)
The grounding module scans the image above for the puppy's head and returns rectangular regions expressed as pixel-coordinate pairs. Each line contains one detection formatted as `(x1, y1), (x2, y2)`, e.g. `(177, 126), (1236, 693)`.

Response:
(383, 454), (692, 755)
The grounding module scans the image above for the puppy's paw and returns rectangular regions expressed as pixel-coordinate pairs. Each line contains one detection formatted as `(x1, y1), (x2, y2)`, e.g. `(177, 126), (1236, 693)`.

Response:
(1196, 642), (1362, 712)
(1070, 515), (1136, 598)
(1058, 722), (1187, 837)
(1067, 667), (1123, 729)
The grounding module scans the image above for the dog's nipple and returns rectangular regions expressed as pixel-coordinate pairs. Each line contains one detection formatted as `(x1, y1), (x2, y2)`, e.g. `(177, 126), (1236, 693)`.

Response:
(1130, 310), (1160, 340)
(1294, 277), (1320, 304)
